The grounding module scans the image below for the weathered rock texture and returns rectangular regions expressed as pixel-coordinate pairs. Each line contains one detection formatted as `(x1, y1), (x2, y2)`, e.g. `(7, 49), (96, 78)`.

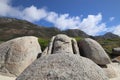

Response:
(0, 36), (41, 76)
(42, 34), (79, 55)
(79, 38), (111, 65)
(112, 48), (120, 55)
(16, 53), (108, 80)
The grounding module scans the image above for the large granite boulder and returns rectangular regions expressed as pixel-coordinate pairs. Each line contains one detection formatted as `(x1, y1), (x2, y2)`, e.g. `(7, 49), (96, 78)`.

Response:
(0, 36), (41, 76)
(78, 38), (111, 65)
(16, 53), (108, 80)
(42, 34), (79, 55)
(112, 48), (120, 55)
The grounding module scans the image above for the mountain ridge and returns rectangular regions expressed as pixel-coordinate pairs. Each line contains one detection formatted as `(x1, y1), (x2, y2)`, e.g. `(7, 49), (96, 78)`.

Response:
(0, 17), (119, 41)
(94, 32), (120, 40)
(0, 17), (89, 41)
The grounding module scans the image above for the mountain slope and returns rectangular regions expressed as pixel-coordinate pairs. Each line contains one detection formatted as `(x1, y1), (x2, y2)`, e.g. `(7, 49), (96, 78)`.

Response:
(0, 17), (120, 55)
(62, 29), (89, 38)
(0, 17), (88, 41)
(94, 33), (120, 54)
(95, 32), (119, 40)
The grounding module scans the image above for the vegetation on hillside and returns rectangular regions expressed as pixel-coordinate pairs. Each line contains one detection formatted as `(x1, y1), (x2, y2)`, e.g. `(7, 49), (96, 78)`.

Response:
(97, 38), (120, 54)
(38, 36), (120, 55)
(0, 17), (120, 57)
(1, 36), (120, 55)
(0, 17), (89, 41)
(74, 37), (84, 42)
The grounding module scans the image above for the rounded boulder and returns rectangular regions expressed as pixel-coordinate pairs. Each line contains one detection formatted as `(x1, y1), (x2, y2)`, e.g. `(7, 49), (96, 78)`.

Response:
(16, 53), (108, 80)
(78, 38), (111, 65)
(0, 36), (41, 76)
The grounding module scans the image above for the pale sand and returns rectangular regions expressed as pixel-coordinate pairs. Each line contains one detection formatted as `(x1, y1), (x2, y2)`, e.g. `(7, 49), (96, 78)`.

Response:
(110, 77), (120, 80)
(0, 75), (16, 80)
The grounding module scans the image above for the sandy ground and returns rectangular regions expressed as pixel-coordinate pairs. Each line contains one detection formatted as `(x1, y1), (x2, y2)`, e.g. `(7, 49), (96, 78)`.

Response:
(107, 63), (120, 80)
(0, 75), (16, 80)
(110, 77), (120, 80)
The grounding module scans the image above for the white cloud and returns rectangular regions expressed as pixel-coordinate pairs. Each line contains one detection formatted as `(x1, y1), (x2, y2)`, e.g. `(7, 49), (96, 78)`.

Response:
(0, 0), (12, 16)
(46, 12), (81, 30)
(111, 25), (120, 36)
(79, 14), (106, 35)
(0, 0), (120, 36)
(109, 17), (115, 21)
(46, 12), (58, 23)
(0, 0), (47, 22)
(22, 6), (47, 22)
(46, 13), (106, 36)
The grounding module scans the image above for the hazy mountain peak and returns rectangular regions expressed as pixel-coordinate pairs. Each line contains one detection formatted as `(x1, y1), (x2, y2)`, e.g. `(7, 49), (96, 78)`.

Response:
(103, 32), (119, 38)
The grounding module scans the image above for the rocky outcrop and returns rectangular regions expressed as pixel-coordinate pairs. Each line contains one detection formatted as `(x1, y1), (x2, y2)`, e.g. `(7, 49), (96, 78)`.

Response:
(16, 53), (108, 80)
(0, 36), (41, 77)
(42, 34), (79, 55)
(78, 38), (111, 65)
(112, 48), (120, 55)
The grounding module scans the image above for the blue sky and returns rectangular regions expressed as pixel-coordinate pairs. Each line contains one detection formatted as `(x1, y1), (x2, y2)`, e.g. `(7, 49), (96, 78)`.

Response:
(0, 0), (120, 36)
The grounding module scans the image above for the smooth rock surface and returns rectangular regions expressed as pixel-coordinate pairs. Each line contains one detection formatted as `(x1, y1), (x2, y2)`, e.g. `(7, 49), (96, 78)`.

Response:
(0, 36), (41, 76)
(79, 38), (111, 65)
(16, 53), (108, 80)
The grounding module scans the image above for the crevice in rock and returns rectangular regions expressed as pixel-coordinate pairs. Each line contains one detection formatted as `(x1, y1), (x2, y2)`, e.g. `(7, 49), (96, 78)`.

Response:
(51, 38), (55, 54)
(71, 40), (76, 54)
(37, 53), (42, 59)
(5, 48), (10, 63)
(78, 42), (86, 57)
(98, 65), (107, 68)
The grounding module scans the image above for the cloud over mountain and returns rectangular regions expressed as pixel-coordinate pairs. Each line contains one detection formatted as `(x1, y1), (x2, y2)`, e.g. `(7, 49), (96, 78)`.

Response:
(0, 0), (120, 36)
(22, 6), (47, 22)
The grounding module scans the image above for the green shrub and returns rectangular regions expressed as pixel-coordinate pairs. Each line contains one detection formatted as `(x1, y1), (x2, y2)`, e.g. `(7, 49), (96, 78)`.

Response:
(38, 37), (120, 55)
(0, 41), (4, 44)
(74, 37), (84, 42)
(38, 37), (84, 51)
(38, 38), (50, 51)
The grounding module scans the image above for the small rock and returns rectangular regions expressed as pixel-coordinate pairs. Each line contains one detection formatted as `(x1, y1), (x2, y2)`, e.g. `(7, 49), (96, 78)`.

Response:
(112, 48), (120, 55)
